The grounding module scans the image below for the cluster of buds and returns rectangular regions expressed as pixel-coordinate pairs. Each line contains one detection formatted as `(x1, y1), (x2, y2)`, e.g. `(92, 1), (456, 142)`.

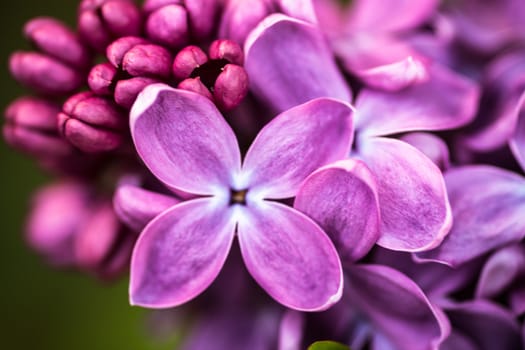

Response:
(4, 0), (525, 349)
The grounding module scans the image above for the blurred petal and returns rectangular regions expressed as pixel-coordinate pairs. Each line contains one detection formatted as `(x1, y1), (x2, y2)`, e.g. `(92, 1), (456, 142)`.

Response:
(113, 185), (180, 232)
(510, 92), (525, 172)
(346, 264), (448, 350)
(355, 64), (479, 136)
(242, 98), (353, 199)
(130, 198), (236, 308)
(334, 35), (429, 91)
(237, 201), (342, 311)
(400, 132), (450, 171)
(476, 244), (525, 299)
(278, 310), (304, 350)
(130, 84), (241, 196)
(417, 165), (525, 266)
(357, 137), (451, 251)
(294, 159), (380, 263)
(441, 300), (522, 350)
(245, 14), (351, 113)
(347, 0), (439, 33)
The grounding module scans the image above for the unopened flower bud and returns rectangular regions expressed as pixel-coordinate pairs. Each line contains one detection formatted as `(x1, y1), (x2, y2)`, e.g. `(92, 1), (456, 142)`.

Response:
(9, 52), (84, 96)
(24, 17), (92, 69)
(88, 62), (117, 95)
(4, 97), (74, 157)
(78, 0), (142, 52)
(59, 92), (126, 152)
(145, 3), (189, 48)
(114, 76), (160, 108)
(173, 40), (249, 110)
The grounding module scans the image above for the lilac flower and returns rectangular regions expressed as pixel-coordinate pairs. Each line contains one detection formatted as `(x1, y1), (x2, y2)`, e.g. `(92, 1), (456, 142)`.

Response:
(246, 15), (479, 253)
(126, 83), (354, 310)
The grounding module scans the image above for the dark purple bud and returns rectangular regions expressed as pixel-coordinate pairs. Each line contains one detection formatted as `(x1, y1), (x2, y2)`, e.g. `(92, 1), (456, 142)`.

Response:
(145, 4), (189, 48)
(59, 91), (126, 152)
(4, 97), (74, 157)
(74, 201), (121, 270)
(78, 0), (142, 52)
(96, 233), (134, 280)
(209, 39), (244, 66)
(122, 44), (172, 79)
(172, 45), (208, 80)
(24, 17), (92, 69)
(106, 36), (149, 68)
(213, 64), (249, 111)
(177, 77), (213, 101)
(114, 76), (159, 108)
(88, 62), (117, 95)
(9, 51), (84, 96)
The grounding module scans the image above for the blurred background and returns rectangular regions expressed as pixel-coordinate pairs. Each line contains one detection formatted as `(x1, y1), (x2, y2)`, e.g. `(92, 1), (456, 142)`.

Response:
(0, 1), (177, 349)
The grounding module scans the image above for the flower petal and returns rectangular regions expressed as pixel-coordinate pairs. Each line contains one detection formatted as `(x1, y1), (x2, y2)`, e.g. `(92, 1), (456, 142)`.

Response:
(237, 201), (342, 311)
(346, 0), (439, 33)
(357, 137), (451, 251)
(294, 159), (380, 263)
(346, 264), (449, 350)
(510, 91), (525, 172)
(400, 132), (450, 171)
(130, 84), (241, 196)
(130, 197), (236, 308)
(334, 35), (429, 91)
(417, 165), (525, 266)
(242, 98), (353, 199)
(113, 184), (180, 232)
(441, 300), (522, 350)
(476, 244), (525, 299)
(245, 14), (351, 113)
(355, 64), (479, 136)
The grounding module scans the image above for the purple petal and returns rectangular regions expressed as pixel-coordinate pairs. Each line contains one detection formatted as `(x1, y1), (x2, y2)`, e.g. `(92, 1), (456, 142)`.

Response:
(278, 310), (304, 350)
(417, 165), (525, 266)
(245, 14), (351, 113)
(355, 64), (479, 136)
(346, 0), (439, 33)
(400, 132), (450, 171)
(294, 159), (380, 263)
(237, 201), (342, 311)
(441, 300), (522, 350)
(130, 198), (236, 308)
(242, 98), (353, 199)
(510, 92), (525, 172)
(357, 137), (451, 251)
(346, 264), (449, 350)
(334, 35), (429, 91)
(476, 244), (525, 300)
(113, 185), (180, 232)
(130, 84), (241, 196)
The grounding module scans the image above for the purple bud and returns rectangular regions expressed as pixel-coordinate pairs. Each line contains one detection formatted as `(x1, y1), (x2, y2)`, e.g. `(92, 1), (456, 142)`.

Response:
(184, 0), (220, 41)
(4, 97), (74, 157)
(172, 45), (208, 80)
(122, 44), (172, 79)
(177, 77), (213, 101)
(213, 64), (249, 111)
(59, 91), (126, 152)
(114, 76), (160, 108)
(26, 181), (92, 266)
(145, 4), (189, 48)
(106, 36), (149, 68)
(74, 201), (121, 270)
(24, 17), (92, 69)
(78, 0), (142, 52)
(209, 39), (244, 66)
(96, 233), (134, 280)
(88, 62), (117, 95)
(9, 51), (84, 96)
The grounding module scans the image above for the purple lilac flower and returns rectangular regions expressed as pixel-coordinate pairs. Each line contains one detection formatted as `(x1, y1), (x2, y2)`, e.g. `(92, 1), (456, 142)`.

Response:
(246, 15), (479, 252)
(124, 83), (355, 310)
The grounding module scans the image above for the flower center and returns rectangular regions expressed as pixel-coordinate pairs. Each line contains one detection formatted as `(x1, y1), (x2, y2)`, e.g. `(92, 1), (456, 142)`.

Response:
(229, 188), (248, 205)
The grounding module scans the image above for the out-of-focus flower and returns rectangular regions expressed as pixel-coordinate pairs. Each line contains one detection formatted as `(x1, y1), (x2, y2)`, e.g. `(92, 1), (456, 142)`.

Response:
(123, 84), (355, 310)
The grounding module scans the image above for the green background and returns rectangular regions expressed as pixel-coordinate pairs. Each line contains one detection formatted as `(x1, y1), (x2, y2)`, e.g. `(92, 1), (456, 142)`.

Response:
(0, 1), (177, 349)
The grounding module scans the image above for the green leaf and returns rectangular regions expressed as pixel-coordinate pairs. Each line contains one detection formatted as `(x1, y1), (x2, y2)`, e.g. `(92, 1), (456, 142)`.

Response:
(308, 340), (350, 350)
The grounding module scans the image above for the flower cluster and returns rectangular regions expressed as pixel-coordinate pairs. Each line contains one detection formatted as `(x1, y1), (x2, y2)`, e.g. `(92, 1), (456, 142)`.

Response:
(4, 0), (525, 349)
